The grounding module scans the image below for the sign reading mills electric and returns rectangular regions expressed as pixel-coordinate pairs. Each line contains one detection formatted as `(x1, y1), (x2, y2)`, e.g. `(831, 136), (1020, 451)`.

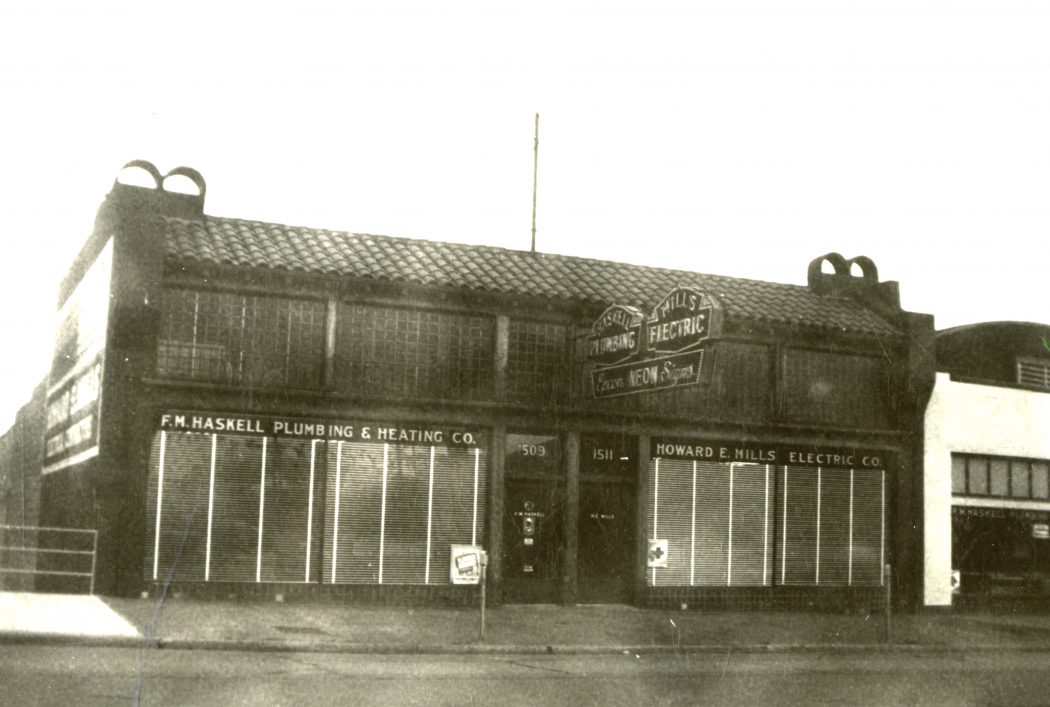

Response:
(589, 286), (721, 399)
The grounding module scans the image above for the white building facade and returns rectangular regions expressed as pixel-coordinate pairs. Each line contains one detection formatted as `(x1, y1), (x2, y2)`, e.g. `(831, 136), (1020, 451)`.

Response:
(924, 323), (1050, 607)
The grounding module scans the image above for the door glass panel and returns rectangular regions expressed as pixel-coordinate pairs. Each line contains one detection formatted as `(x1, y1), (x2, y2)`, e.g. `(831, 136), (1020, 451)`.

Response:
(502, 432), (562, 602)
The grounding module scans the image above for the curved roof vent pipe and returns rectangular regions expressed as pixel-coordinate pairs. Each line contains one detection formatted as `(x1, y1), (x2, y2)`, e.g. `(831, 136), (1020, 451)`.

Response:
(807, 252), (900, 315)
(110, 160), (206, 219)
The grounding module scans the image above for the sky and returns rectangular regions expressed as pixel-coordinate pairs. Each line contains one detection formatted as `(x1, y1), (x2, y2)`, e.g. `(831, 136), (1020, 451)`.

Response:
(0, 0), (1048, 426)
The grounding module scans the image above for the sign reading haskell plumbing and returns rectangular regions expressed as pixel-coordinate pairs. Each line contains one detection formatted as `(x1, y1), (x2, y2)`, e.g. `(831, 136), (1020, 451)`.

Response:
(589, 286), (720, 398)
(158, 411), (484, 447)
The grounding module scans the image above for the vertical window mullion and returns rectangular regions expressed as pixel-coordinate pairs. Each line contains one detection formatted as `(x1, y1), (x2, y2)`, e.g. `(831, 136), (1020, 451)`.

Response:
(880, 469), (886, 586)
(305, 440), (317, 583)
(815, 467), (821, 585)
(472, 448), (480, 546)
(379, 443), (389, 584)
(152, 431), (167, 581)
(781, 466), (788, 586)
(191, 292), (200, 376)
(331, 441), (343, 584)
(763, 464), (769, 587)
(690, 461), (696, 587)
(652, 458), (660, 585)
(256, 437), (267, 583)
(205, 434), (217, 581)
(285, 303), (294, 385)
(727, 463), (734, 586)
(425, 446), (435, 584)
(239, 297), (247, 384)
(848, 467), (854, 586)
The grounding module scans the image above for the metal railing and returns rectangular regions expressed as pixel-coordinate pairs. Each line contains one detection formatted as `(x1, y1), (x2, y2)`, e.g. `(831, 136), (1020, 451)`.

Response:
(0, 525), (98, 595)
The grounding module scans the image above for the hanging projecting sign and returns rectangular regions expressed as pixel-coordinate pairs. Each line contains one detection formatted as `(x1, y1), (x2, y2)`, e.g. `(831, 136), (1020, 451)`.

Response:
(589, 286), (721, 399)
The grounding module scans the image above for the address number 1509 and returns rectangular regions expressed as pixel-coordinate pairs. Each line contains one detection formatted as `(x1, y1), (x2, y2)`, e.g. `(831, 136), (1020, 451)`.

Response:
(519, 444), (547, 457)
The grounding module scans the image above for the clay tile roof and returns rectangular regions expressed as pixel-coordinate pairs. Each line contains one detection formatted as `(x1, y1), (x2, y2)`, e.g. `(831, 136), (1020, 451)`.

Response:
(162, 215), (903, 337)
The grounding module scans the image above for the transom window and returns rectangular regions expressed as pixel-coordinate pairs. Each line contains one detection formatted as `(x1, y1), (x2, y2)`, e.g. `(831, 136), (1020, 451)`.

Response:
(156, 289), (326, 389)
(334, 303), (494, 399)
(506, 320), (570, 405)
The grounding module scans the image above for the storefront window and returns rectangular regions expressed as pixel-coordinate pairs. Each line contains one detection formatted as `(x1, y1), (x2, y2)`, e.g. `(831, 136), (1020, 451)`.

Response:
(323, 440), (487, 585)
(647, 440), (887, 589)
(145, 419), (487, 587)
(648, 459), (775, 587)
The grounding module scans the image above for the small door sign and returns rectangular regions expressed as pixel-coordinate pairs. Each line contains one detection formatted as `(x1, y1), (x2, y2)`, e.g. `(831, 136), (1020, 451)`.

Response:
(648, 539), (669, 568)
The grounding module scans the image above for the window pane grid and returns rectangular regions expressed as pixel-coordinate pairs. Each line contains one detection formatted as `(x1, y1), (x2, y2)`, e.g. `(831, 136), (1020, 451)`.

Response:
(507, 320), (570, 404)
(335, 304), (494, 399)
(156, 289), (325, 388)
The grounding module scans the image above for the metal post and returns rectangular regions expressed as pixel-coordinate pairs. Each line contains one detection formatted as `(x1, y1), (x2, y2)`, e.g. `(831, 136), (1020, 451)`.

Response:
(479, 551), (488, 642)
(89, 531), (98, 596)
(883, 563), (892, 643)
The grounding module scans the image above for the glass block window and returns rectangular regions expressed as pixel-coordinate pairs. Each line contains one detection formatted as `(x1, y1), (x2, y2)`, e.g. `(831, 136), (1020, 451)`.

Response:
(952, 453), (1050, 500)
(506, 320), (570, 404)
(335, 304), (494, 399)
(156, 289), (326, 389)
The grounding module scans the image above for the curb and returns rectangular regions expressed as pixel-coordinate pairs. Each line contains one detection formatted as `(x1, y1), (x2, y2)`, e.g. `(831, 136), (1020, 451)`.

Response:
(4, 633), (1050, 655)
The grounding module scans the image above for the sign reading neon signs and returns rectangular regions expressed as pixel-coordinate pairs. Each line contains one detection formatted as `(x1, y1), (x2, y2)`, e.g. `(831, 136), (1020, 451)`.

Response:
(588, 286), (720, 398)
(592, 351), (704, 398)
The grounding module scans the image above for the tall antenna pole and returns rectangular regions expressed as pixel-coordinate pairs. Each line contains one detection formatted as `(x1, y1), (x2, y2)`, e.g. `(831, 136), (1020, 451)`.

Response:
(531, 112), (539, 253)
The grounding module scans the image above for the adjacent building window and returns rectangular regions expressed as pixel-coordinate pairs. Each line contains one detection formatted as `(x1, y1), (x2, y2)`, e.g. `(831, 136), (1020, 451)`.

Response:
(334, 304), (495, 399)
(1017, 358), (1050, 390)
(156, 289), (326, 389)
(952, 453), (1050, 500)
(507, 320), (570, 405)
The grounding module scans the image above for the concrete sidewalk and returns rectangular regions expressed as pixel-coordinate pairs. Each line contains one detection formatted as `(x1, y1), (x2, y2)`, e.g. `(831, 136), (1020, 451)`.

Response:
(3, 592), (1050, 654)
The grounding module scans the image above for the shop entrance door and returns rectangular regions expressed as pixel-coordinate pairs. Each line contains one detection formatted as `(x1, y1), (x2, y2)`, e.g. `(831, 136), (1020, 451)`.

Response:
(577, 434), (636, 604)
(502, 433), (563, 604)
(578, 480), (635, 603)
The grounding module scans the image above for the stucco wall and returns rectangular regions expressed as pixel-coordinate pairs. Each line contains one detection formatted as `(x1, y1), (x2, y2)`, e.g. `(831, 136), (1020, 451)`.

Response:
(923, 373), (1050, 606)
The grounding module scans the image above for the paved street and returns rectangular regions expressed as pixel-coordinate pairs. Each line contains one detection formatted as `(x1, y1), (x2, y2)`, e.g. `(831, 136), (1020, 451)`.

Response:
(3, 645), (1050, 706)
